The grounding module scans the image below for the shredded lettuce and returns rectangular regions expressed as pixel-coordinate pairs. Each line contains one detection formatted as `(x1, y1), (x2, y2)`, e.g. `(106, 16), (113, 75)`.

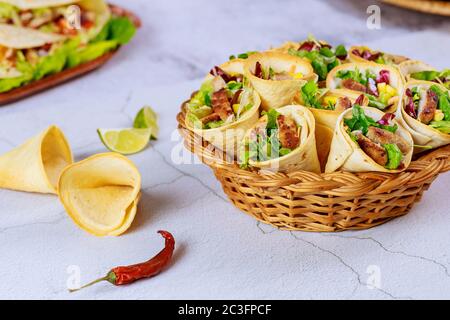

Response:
(345, 105), (397, 135)
(430, 121), (450, 134)
(301, 81), (323, 109)
(384, 144), (402, 170)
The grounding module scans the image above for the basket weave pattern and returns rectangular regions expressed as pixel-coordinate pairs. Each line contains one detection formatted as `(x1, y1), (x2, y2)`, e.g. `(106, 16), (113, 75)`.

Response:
(177, 99), (450, 232)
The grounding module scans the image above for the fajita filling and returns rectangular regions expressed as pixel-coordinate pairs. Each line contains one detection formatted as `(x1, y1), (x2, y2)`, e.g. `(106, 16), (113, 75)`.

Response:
(251, 61), (304, 81)
(404, 84), (450, 134)
(187, 66), (255, 130)
(288, 36), (347, 82)
(0, 2), (100, 37)
(0, 15), (136, 93)
(345, 105), (409, 170)
(300, 80), (362, 112)
(241, 109), (301, 168)
(335, 68), (398, 110)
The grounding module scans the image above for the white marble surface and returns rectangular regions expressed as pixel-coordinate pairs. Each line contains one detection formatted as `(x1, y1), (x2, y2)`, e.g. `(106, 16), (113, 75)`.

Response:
(0, 0), (449, 300)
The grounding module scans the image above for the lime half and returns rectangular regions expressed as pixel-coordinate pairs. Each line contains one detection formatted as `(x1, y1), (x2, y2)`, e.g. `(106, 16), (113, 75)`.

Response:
(97, 128), (152, 155)
(133, 106), (159, 140)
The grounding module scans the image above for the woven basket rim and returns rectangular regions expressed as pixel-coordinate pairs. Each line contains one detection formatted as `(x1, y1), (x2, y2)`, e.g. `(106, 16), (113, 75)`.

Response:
(178, 95), (450, 188)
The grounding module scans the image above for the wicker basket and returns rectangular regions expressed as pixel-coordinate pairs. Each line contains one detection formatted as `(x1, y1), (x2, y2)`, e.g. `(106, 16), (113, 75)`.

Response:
(177, 97), (450, 232)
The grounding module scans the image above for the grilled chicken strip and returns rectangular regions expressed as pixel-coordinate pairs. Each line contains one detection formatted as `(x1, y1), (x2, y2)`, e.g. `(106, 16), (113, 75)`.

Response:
(366, 127), (409, 154)
(335, 97), (353, 112)
(212, 89), (233, 121)
(355, 132), (388, 166)
(341, 79), (367, 93)
(418, 89), (438, 125)
(277, 115), (300, 149)
(201, 113), (221, 124)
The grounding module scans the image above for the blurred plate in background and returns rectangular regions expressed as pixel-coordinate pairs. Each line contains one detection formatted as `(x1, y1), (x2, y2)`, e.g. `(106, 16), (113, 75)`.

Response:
(382, 0), (450, 16)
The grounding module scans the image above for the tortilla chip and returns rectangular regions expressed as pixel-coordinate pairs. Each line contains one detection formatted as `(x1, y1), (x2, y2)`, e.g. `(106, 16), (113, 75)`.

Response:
(58, 153), (141, 237)
(0, 126), (73, 194)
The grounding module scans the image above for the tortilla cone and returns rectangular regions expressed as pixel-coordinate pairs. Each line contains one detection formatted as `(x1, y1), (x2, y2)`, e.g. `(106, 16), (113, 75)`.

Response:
(398, 60), (437, 81)
(325, 107), (413, 173)
(244, 52), (315, 110)
(0, 126), (72, 194)
(243, 105), (321, 173)
(326, 62), (405, 113)
(315, 123), (334, 173)
(396, 80), (450, 151)
(204, 58), (245, 81)
(348, 46), (409, 65)
(186, 89), (261, 155)
(2, 0), (110, 40)
(300, 89), (369, 130)
(58, 153), (141, 237)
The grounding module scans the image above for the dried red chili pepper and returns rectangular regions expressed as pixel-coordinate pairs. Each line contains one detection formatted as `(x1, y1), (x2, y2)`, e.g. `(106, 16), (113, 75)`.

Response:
(70, 231), (175, 292)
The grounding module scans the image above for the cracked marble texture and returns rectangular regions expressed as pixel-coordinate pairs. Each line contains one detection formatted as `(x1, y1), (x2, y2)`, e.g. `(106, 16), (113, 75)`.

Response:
(0, 0), (449, 299)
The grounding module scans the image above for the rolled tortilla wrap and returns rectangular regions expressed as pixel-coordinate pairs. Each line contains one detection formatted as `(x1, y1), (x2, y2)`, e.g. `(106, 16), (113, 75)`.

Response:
(396, 80), (450, 151)
(398, 60), (437, 81)
(244, 52), (315, 110)
(325, 106), (413, 173)
(0, 0), (110, 41)
(241, 105), (320, 173)
(0, 125), (72, 194)
(326, 62), (405, 113)
(349, 46), (409, 65)
(58, 153), (141, 237)
(186, 88), (261, 155)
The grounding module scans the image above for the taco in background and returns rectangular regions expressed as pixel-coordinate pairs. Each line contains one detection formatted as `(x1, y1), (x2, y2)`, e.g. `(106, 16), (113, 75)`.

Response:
(185, 61), (261, 153)
(240, 105), (320, 173)
(327, 63), (404, 113)
(399, 60), (449, 90)
(0, 0), (110, 42)
(397, 80), (450, 151)
(0, 13), (136, 93)
(325, 105), (413, 173)
(274, 36), (348, 83)
(349, 46), (409, 66)
(244, 52), (315, 110)
(0, 24), (66, 92)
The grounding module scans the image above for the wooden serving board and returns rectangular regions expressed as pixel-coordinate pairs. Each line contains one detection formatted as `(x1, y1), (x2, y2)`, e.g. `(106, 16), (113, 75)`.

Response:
(382, 0), (450, 16)
(0, 4), (141, 106)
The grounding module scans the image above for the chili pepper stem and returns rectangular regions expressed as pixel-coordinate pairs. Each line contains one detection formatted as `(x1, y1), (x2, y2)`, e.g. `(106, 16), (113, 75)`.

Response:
(69, 271), (116, 293)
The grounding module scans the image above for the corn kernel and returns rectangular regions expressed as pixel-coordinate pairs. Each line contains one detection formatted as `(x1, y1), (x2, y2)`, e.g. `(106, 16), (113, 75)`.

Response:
(434, 110), (445, 121)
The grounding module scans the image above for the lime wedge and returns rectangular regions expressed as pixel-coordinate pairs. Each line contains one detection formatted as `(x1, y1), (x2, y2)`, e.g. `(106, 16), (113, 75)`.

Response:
(97, 128), (152, 155)
(133, 106), (159, 140)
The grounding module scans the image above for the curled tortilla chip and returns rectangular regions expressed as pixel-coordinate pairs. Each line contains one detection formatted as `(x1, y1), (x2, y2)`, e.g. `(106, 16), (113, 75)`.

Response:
(0, 125), (73, 194)
(58, 153), (141, 237)
(244, 52), (315, 110)
(242, 105), (320, 173)
(325, 107), (413, 173)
